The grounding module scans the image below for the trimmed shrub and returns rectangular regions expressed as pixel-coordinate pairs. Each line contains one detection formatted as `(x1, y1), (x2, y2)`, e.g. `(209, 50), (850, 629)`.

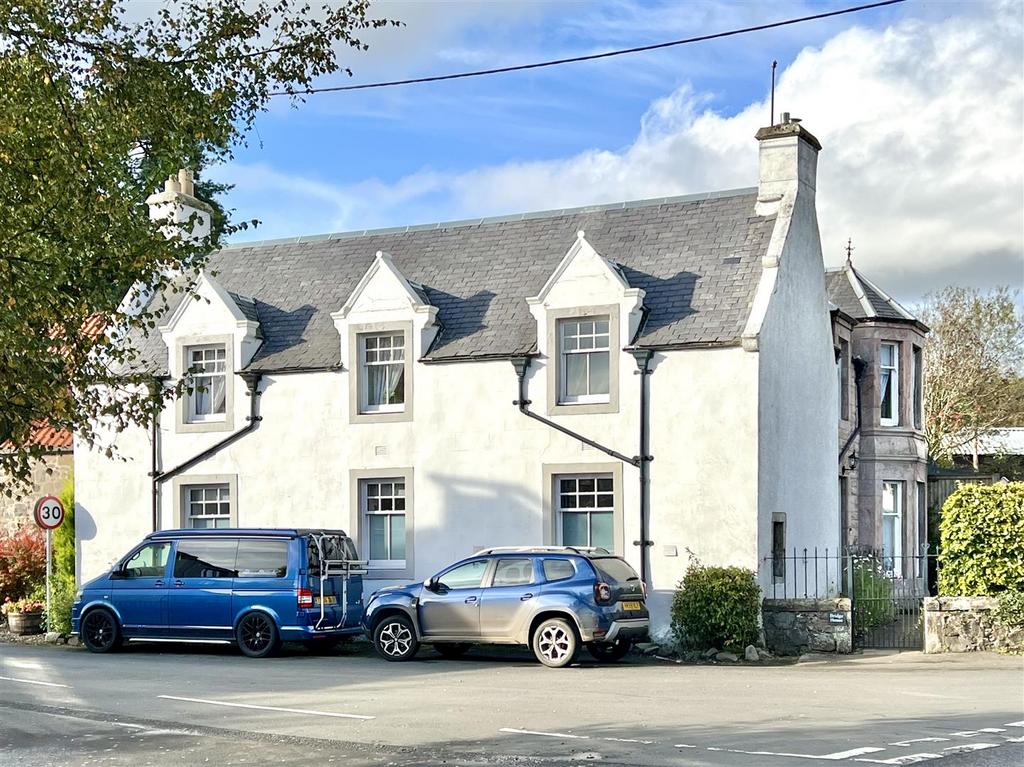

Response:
(671, 564), (760, 651)
(939, 483), (1024, 596)
(0, 526), (46, 605)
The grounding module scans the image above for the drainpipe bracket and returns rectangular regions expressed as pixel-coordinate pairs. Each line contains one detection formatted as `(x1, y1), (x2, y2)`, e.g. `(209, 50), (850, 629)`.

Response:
(633, 540), (654, 548)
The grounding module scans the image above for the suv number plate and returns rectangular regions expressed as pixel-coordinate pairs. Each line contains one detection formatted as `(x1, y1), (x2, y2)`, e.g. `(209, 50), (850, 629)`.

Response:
(621, 601), (643, 611)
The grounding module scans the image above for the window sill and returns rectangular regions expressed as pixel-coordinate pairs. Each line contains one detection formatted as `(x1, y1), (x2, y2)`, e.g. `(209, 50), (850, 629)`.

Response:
(549, 399), (618, 416)
(176, 418), (234, 434)
(350, 408), (412, 425)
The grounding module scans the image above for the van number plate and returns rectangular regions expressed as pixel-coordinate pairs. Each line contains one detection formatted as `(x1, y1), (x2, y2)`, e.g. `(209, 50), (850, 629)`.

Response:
(621, 601), (643, 611)
(315, 596), (337, 605)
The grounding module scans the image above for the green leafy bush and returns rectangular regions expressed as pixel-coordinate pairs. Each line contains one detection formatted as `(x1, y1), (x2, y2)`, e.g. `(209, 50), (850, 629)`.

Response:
(47, 580), (76, 635)
(48, 476), (77, 635)
(995, 591), (1024, 629)
(671, 564), (760, 651)
(939, 483), (1024, 596)
(851, 559), (894, 630)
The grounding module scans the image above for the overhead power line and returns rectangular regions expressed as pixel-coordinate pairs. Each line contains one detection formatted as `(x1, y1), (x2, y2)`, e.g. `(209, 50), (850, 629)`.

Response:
(270, 0), (907, 97)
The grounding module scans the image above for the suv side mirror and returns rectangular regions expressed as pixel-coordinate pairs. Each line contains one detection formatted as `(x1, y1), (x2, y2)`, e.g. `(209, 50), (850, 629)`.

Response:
(424, 577), (436, 591)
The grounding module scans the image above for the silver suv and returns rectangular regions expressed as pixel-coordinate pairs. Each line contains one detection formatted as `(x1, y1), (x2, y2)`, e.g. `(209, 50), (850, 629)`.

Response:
(361, 546), (649, 668)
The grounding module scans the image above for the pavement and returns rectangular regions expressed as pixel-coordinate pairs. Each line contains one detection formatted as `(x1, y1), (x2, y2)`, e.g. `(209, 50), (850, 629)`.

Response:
(1, 639), (1022, 766)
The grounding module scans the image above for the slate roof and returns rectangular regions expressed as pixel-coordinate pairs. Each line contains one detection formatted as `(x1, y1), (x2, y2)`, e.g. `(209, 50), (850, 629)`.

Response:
(130, 188), (776, 374)
(825, 262), (918, 323)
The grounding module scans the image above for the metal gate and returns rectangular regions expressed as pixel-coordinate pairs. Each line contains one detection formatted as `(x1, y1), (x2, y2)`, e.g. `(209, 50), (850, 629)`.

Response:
(849, 551), (937, 650)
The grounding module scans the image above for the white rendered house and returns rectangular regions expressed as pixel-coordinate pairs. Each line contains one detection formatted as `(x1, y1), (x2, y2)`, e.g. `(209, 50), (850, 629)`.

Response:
(75, 119), (839, 636)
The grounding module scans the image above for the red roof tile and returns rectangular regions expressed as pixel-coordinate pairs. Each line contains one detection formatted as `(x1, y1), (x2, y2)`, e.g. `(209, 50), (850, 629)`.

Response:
(2, 422), (73, 452)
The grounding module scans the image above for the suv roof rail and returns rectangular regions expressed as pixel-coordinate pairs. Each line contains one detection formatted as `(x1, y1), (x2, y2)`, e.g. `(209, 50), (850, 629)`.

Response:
(474, 545), (613, 557)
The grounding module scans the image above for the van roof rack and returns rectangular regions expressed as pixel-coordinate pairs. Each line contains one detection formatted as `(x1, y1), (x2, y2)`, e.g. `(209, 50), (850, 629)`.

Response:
(474, 545), (613, 557)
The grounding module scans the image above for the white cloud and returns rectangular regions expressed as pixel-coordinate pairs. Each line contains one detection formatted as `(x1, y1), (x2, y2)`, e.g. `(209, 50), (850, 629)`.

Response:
(221, 1), (1023, 302)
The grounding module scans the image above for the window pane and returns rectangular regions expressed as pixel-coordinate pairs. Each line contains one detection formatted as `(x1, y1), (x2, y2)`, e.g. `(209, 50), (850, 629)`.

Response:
(366, 364), (386, 407)
(578, 494), (595, 509)
(368, 515), (388, 560)
(591, 512), (613, 549)
(579, 335), (594, 350)
(387, 365), (405, 405)
(882, 515), (896, 562)
(492, 559), (533, 586)
(597, 493), (614, 508)
(210, 376), (226, 414)
(124, 543), (170, 576)
(236, 540), (289, 578)
(578, 478), (595, 493)
(564, 354), (587, 397)
(560, 493), (577, 509)
(562, 513), (588, 547)
(589, 351), (610, 395)
(595, 319), (609, 335)
(438, 560), (488, 589)
(542, 559), (575, 582)
(596, 477), (613, 492)
(173, 540), (238, 579)
(560, 479), (576, 493)
(390, 515), (406, 560)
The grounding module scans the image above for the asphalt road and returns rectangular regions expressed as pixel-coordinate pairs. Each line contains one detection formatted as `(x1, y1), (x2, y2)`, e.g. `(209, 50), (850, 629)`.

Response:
(1, 639), (1022, 766)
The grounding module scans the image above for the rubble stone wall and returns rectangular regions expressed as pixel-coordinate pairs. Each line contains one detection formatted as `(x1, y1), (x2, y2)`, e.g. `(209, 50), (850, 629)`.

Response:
(923, 597), (1024, 653)
(762, 598), (853, 655)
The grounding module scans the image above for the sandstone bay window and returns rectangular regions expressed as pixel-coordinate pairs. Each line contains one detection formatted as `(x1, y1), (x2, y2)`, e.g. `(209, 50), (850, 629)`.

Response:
(879, 342), (900, 426)
(558, 317), (610, 404)
(186, 345), (227, 422)
(912, 345), (923, 430)
(558, 474), (614, 550)
(359, 333), (406, 413)
(363, 478), (406, 568)
(184, 484), (231, 529)
(882, 480), (903, 574)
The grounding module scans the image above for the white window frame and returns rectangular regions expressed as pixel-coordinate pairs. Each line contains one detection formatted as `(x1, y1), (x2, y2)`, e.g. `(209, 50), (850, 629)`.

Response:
(880, 342), (900, 426)
(557, 316), (611, 405)
(556, 473), (615, 550)
(359, 332), (406, 414)
(185, 344), (228, 423)
(184, 484), (231, 529)
(882, 480), (903, 575)
(361, 478), (407, 569)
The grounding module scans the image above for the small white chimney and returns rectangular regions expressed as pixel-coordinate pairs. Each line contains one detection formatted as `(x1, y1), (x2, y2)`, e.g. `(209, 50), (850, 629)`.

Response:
(754, 115), (821, 216)
(145, 168), (213, 242)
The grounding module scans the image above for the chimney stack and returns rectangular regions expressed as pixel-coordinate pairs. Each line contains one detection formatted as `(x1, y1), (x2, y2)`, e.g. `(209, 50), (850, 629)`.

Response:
(145, 168), (213, 242)
(754, 118), (821, 216)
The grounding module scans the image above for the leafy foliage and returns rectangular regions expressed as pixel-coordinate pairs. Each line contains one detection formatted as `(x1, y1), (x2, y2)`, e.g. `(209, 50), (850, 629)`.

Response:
(917, 287), (1024, 467)
(45, 475), (77, 633)
(995, 591), (1024, 630)
(671, 563), (760, 652)
(939, 483), (1024, 595)
(0, 0), (395, 492)
(851, 558), (894, 630)
(0, 526), (46, 604)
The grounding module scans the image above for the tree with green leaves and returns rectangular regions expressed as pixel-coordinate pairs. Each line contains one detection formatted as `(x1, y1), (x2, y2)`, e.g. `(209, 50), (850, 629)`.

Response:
(918, 286), (1024, 468)
(0, 0), (394, 492)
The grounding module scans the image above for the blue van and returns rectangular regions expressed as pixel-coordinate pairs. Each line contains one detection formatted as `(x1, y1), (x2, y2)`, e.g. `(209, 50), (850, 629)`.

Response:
(71, 529), (365, 658)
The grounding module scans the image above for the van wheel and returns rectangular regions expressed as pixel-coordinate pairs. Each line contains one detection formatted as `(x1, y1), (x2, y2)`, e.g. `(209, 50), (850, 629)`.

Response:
(532, 617), (579, 668)
(587, 639), (632, 662)
(373, 614), (419, 661)
(81, 608), (121, 653)
(434, 643), (472, 659)
(236, 612), (281, 658)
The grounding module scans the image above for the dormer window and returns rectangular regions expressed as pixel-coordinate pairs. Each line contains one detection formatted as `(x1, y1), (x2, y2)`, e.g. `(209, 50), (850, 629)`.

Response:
(359, 332), (406, 413)
(558, 317), (610, 405)
(186, 345), (227, 422)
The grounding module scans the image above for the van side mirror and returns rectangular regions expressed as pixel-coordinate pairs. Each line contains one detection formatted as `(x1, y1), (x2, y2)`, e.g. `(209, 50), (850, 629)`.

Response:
(109, 568), (126, 580)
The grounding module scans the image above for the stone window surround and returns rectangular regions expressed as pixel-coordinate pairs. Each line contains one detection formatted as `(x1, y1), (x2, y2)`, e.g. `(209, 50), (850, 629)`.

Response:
(175, 334), (235, 434)
(546, 304), (621, 416)
(348, 320), (414, 424)
(542, 462), (624, 554)
(349, 467), (415, 580)
(772, 512), (787, 583)
(171, 473), (239, 529)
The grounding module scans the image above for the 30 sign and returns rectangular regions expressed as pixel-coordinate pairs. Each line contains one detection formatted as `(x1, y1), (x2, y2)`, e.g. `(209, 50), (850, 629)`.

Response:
(34, 496), (65, 530)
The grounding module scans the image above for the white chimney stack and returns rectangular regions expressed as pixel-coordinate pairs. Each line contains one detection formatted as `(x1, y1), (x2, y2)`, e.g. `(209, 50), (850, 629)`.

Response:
(754, 117), (821, 217)
(145, 168), (213, 242)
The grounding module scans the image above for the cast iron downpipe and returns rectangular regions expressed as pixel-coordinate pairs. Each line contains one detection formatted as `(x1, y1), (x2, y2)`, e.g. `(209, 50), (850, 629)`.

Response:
(839, 356), (866, 469)
(511, 354), (654, 583)
(150, 372), (263, 530)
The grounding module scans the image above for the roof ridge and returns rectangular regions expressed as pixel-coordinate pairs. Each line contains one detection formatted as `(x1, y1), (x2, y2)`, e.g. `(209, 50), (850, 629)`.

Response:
(220, 187), (759, 250)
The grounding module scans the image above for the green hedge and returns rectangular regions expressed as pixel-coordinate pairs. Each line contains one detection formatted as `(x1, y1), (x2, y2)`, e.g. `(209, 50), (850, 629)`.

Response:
(939, 483), (1024, 596)
(671, 564), (760, 651)
(49, 475), (76, 634)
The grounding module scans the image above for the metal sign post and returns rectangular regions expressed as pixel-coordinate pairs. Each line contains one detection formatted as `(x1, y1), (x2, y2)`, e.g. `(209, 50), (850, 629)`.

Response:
(34, 496), (66, 629)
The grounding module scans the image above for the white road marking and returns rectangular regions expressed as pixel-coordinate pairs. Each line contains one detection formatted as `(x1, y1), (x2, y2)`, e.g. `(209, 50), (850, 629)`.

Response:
(890, 738), (949, 746)
(855, 754), (943, 765)
(110, 722), (148, 730)
(499, 728), (589, 740)
(1004, 736), (1024, 743)
(673, 743), (697, 748)
(704, 746), (885, 760)
(157, 695), (374, 720)
(951, 728), (1005, 737)
(6, 659), (43, 670)
(1006, 721), (1024, 727)
(0, 675), (69, 689)
(601, 737), (655, 744)
(942, 743), (999, 754)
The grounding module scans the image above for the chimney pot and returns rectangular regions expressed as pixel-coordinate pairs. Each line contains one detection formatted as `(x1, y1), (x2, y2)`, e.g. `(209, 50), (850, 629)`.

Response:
(781, 111), (791, 124)
(177, 168), (194, 197)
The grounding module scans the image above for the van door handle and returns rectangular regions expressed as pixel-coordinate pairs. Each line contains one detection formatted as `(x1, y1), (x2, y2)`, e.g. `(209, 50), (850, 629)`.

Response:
(520, 593), (534, 601)
(464, 596), (478, 604)
(153, 580), (164, 587)
(173, 580), (184, 587)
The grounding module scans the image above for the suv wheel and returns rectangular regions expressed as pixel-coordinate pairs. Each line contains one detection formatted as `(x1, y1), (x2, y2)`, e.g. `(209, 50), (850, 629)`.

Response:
(81, 608), (121, 653)
(587, 638), (632, 663)
(373, 614), (419, 661)
(532, 617), (579, 668)
(236, 611), (281, 658)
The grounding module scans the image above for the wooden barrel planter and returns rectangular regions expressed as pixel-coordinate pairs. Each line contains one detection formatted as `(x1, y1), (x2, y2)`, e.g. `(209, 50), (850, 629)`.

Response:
(7, 612), (44, 636)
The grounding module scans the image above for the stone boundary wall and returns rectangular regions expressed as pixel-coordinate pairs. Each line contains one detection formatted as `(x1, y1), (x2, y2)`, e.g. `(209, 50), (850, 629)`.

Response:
(923, 597), (1024, 653)
(1, 452), (73, 534)
(762, 598), (852, 655)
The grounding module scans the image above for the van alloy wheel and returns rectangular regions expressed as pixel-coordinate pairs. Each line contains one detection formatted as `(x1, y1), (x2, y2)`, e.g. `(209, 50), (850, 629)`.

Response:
(237, 612), (279, 658)
(82, 609), (119, 653)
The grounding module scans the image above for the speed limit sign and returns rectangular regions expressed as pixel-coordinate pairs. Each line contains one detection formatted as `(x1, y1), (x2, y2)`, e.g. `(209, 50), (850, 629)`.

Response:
(34, 496), (65, 530)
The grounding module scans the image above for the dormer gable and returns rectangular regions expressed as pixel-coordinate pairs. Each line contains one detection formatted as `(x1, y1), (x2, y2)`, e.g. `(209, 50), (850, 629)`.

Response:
(332, 251), (437, 324)
(527, 231), (643, 311)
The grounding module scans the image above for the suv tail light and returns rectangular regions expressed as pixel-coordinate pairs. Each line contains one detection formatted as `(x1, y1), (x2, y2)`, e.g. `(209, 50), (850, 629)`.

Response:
(594, 582), (613, 604)
(297, 587), (314, 608)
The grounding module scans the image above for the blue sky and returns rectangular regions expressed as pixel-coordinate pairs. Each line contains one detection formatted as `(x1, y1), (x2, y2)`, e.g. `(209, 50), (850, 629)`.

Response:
(211, 0), (1024, 305)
